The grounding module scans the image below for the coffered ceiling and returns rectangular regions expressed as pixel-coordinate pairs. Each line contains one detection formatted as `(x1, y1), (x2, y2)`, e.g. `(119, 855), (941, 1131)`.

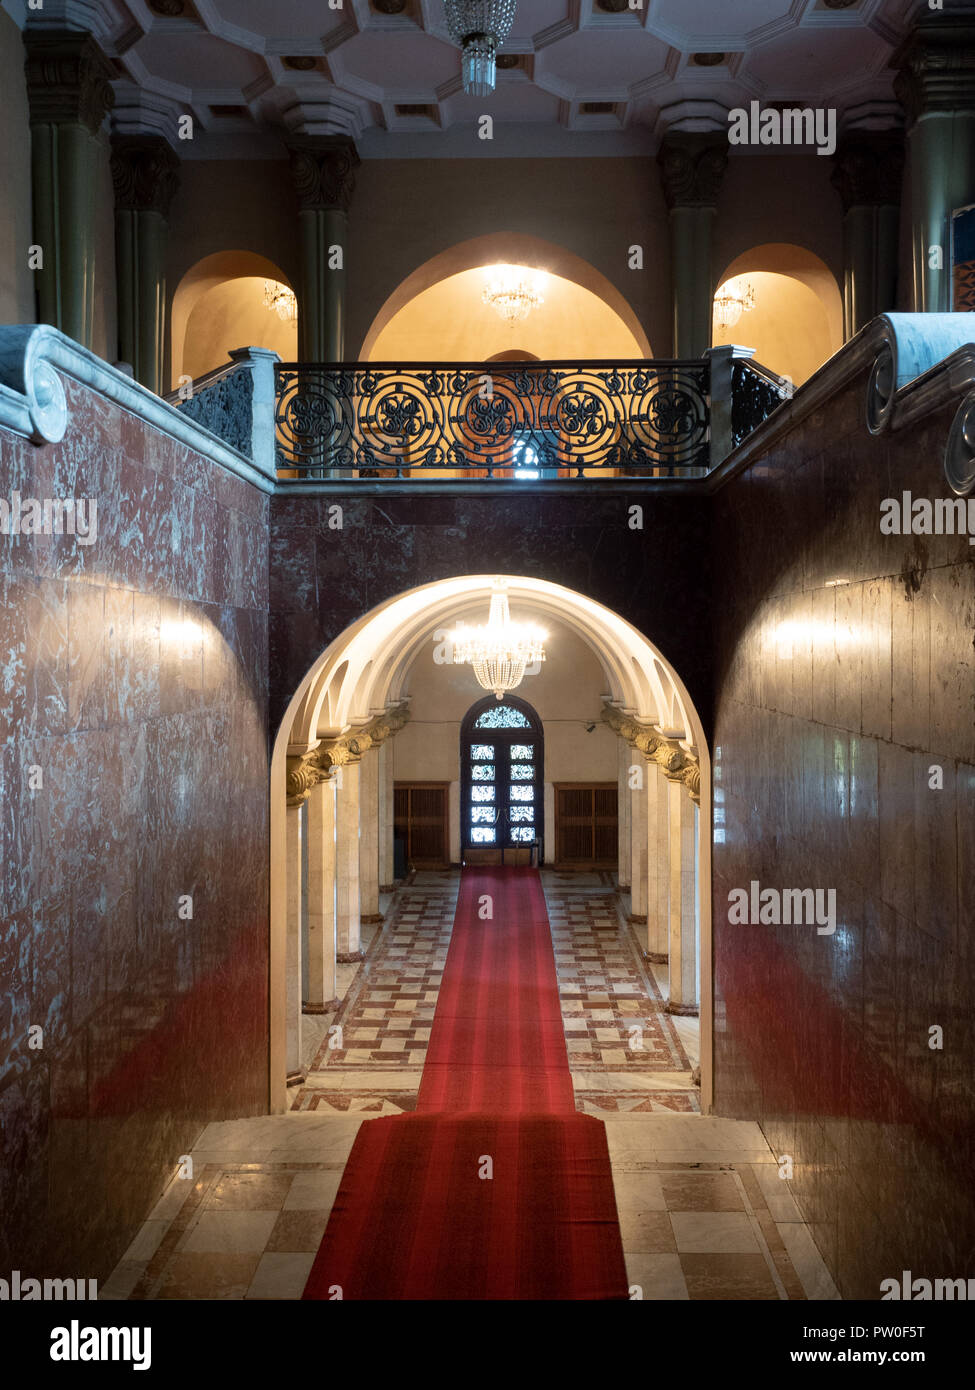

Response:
(5, 0), (922, 157)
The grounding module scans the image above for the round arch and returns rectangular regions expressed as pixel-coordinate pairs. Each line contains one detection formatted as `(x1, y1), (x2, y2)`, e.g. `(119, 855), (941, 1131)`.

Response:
(170, 250), (296, 388)
(270, 574), (712, 1112)
(359, 233), (652, 361)
(712, 242), (843, 386)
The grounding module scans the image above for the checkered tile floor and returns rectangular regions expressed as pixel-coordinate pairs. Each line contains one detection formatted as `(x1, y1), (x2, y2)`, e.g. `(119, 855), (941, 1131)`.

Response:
(292, 868), (698, 1115)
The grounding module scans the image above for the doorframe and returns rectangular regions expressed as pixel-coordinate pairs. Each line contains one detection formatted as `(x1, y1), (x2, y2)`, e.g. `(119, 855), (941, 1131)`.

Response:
(459, 693), (544, 862)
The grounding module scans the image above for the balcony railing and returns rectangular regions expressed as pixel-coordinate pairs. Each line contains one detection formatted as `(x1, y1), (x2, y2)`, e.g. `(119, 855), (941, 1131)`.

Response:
(167, 350), (793, 483)
(274, 358), (721, 480)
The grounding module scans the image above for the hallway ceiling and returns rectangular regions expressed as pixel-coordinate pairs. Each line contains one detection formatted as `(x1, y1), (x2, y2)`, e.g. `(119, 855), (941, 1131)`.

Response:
(18, 0), (918, 156)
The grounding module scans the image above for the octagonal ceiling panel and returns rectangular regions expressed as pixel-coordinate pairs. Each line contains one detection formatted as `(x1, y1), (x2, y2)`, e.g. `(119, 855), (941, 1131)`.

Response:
(204, 0), (351, 46)
(535, 29), (674, 93)
(744, 24), (893, 95)
(131, 32), (270, 90)
(337, 31), (459, 89)
(651, 0), (800, 46)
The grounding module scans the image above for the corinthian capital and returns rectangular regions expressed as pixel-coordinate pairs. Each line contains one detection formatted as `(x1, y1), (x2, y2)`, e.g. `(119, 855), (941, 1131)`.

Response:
(657, 134), (728, 211)
(25, 32), (115, 133)
(287, 137), (360, 212)
(110, 135), (181, 216)
(831, 133), (904, 213)
(286, 749), (332, 807)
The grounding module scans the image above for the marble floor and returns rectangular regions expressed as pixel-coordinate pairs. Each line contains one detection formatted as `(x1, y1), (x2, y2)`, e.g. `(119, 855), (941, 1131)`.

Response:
(101, 870), (838, 1301)
(101, 1112), (838, 1301)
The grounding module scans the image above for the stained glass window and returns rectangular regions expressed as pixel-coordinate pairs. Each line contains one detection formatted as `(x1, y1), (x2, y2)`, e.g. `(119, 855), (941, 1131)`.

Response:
(471, 827), (496, 843)
(510, 744), (534, 761)
(510, 763), (533, 780)
(474, 705), (531, 729)
(472, 764), (495, 781)
(471, 743), (494, 760)
(471, 785), (496, 802)
(511, 827), (535, 842)
(510, 806), (534, 823)
(510, 785), (534, 802)
(471, 808), (496, 825)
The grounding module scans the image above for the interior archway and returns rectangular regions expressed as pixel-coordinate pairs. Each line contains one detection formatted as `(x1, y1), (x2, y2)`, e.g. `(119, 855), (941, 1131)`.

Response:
(359, 233), (652, 360)
(270, 574), (713, 1117)
(170, 250), (297, 388)
(712, 243), (843, 386)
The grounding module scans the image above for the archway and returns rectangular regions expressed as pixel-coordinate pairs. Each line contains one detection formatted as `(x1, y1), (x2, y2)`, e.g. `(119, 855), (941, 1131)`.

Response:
(712, 243), (843, 386)
(359, 233), (652, 360)
(270, 575), (712, 1112)
(170, 250), (297, 388)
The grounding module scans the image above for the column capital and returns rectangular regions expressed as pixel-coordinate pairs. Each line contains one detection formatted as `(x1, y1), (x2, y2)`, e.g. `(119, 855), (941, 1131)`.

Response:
(893, 15), (975, 127)
(657, 133), (728, 211)
(110, 135), (181, 217)
(24, 31), (115, 134)
(831, 131), (904, 213)
(287, 137), (360, 213)
(286, 749), (334, 807)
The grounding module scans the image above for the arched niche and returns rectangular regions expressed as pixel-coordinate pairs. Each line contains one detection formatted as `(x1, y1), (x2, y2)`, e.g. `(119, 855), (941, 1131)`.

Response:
(712, 243), (843, 386)
(360, 233), (652, 361)
(170, 250), (297, 388)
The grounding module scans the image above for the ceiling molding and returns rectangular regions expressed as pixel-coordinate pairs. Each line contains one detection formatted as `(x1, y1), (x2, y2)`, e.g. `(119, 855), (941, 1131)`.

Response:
(47, 0), (919, 159)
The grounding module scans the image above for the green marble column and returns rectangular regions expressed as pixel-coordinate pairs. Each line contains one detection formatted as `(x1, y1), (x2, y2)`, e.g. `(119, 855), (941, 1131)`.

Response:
(831, 133), (904, 339)
(287, 139), (360, 362)
(894, 15), (975, 313)
(111, 137), (180, 393)
(24, 33), (115, 350)
(657, 135), (728, 358)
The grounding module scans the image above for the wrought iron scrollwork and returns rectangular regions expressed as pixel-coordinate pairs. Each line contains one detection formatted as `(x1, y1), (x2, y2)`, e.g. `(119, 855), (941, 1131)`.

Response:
(730, 359), (792, 449)
(274, 360), (712, 479)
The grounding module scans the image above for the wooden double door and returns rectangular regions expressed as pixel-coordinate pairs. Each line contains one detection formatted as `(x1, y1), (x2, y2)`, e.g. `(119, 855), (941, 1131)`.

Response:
(393, 782), (449, 869)
(553, 783), (618, 868)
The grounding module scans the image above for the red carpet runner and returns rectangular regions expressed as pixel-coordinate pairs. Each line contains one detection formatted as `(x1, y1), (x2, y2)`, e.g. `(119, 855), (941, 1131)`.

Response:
(302, 867), (628, 1300)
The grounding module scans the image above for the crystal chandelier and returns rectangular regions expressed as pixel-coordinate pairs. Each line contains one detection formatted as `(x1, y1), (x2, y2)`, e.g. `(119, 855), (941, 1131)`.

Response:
(713, 278), (757, 330)
(482, 265), (545, 324)
(443, 1), (518, 97)
(450, 578), (547, 699)
(263, 280), (297, 324)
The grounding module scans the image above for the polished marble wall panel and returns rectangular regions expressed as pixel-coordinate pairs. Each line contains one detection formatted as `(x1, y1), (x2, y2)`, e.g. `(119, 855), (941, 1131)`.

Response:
(0, 379), (270, 1282)
(267, 491), (712, 739)
(712, 374), (975, 1297)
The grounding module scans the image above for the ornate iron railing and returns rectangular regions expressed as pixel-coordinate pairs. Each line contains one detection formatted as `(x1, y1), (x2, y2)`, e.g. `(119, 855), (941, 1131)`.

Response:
(274, 360), (712, 479)
(730, 358), (793, 449)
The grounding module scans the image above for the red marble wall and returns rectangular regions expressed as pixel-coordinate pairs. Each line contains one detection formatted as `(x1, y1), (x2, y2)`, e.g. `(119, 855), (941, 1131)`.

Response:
(712, 371), (975, 1297)
(0, 379), (270, 1281)
(268, 491), (713, 738)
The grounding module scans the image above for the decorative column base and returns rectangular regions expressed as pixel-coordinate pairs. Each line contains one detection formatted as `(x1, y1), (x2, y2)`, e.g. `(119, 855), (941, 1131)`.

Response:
(286, 1070), (307, 1088)
(643, 951), (668, 965)
(337, 949), (364, 964)
(302, 998), (340, 1015)
(665, 1001), (699, 1018)
(627, 912), (648, 925)
(360, 912), (384, 925)
(379, 883), (396, 893)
